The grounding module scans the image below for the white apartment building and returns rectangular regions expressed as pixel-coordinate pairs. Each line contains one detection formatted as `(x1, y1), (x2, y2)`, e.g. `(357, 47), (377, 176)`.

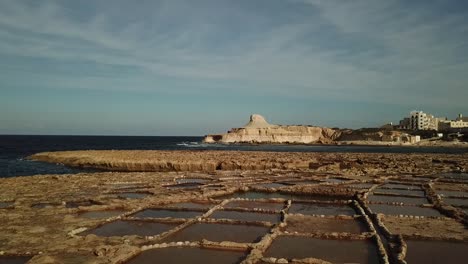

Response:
(410, 111), (429, 130)
(403, 111), (442, 131)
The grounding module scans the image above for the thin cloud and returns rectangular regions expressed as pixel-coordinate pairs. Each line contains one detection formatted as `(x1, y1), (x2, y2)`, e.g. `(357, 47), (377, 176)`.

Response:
(0, 0), (467, 108)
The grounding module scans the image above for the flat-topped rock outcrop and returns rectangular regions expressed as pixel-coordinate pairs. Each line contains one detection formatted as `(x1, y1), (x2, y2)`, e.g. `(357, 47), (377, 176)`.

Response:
(29, 150), (468, 173)
(204, 114), (341, 144)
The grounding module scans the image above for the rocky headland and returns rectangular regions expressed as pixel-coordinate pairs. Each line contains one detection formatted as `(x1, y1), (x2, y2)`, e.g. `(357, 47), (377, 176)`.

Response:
(203, 114), (341, 144)
(203, 114), (468, 147)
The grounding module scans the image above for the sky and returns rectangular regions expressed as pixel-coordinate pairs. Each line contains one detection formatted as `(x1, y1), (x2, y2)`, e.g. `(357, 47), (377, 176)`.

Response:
(1, 0), (468, 136)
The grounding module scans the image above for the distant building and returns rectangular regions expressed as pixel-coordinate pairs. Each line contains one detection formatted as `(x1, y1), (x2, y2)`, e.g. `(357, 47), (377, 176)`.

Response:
(439, 114), (468, 131)
(409, 111), (441, 130)
(398, 118), (410, 130)
(397, 111), (443, 131)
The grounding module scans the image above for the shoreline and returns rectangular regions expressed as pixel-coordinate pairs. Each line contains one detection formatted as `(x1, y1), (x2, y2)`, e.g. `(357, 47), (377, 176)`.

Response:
(28, 150), (468, 173)
(203, 140), (468, 148)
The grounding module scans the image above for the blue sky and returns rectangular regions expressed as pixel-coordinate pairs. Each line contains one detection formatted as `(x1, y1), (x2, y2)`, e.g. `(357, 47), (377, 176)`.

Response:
(1, 0), (468, 136)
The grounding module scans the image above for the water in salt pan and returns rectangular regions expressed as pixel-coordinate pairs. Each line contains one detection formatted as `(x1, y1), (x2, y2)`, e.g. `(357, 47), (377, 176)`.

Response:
(347, 183), (375, 189)
(0, 201), (14, 209)
(217, 191), (339, 201)
(132, 209), (203, 219)
(368, 204), (442, 217)
(118, 192), (150, 199)
(325, 178), (350, 183)
(209, 210), (280, 223)
(78, 210), (127, 219)
(203, 184), (224, 190)
(381, 183), (421, 190)
(0, 256), (32, 264)
(368, 195), (428, 205)
(166, 182), (204, 189)
(436, 190), (468, 197)
(166, 202), (216, 210)
(126, 247), (246, 264)
(251, 182), (289, 189)
(285, 217), (368, 234)
(264, 236), (379, 264)
(443, 197), (468, 207)
(283, 179), (321, 185)
(110, 183), (149, 190)
(31, 202), (60, 209)
(224, 200), (285, 211)
(82, 220), (177, 237)
(438, 173), (468, 180)
(176, 178), (211, 184)
(66, 200), (101, 208)
(288, 202), (356, 216)
(163, 223), (269, 243)
(373, 188), (425, 197)
(405, 240), (468, 264)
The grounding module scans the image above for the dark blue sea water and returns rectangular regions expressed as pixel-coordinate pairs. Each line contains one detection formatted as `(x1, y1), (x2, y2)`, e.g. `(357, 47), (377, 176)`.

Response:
(1, 135), (467, 178)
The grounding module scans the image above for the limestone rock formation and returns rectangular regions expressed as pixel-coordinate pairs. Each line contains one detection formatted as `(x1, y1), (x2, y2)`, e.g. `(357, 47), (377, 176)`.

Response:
(204, 114), (341, 144)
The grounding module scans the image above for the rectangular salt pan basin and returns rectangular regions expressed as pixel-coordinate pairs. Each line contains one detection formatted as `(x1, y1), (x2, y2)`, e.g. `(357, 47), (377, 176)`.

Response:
(217, 192), (341, 201)
(264, 236), (380, 264)
(288, 202), (356, 216)
(0, 256), (32, 264)
(436, 190), (468, 197)
(176, 178), (211, 184)
(78, 210), (126, 219)
(126, 247), (246, 264)
(325, 178), (350, 183)
(373, 188), (425, 197)
(209, 210), (280, 223)
(166, 183), (204, 189)
(166, 202), (216, 210)
(82, 220), (177, 237)
(31, 202), (60, 209)
(132, 209), (203, 219)
(118, 192), (150, 199)
(0, 201), (14, 209)
(163, 223), (269, 243)
(283, 180), (321, 185)
(347, 183), (375, 189)
(438, 173), (468, 180)
(382, 183), (422, 190)
(285, 217), (368, 234)
(224, 200), (285, 211)
(368, 195), (428, 205)
(443, 197), (468, 207)
(405, 240), (468, 264)
(251, 183), (290, 189)
(368, 204), (442, 217)
(66, 200), (101, 208)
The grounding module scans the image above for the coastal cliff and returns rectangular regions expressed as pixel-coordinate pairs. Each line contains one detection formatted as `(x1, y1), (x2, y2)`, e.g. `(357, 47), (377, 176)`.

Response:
(204, 114), (341, 144)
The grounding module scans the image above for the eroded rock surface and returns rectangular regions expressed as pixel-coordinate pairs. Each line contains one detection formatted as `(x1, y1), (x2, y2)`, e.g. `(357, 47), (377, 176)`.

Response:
(2, 151), (468, 263)
(29, 150), (468, 173)
(204, 114), (341, 144)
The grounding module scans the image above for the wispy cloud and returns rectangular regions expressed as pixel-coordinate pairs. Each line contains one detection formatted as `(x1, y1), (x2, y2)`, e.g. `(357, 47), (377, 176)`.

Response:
(1, 0), (468, 106)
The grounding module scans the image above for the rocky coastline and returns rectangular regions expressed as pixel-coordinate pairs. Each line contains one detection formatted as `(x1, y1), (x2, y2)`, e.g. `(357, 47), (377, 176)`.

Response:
(2, 150), (468, 263)
(29, 150), (468, 173)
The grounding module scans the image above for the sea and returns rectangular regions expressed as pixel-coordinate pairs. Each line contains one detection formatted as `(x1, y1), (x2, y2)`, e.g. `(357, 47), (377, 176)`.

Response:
(1, 135), (467, 178)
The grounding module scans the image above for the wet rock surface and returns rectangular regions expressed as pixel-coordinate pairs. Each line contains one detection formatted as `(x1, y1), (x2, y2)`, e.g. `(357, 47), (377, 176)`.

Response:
(1, 151), (468, 263)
